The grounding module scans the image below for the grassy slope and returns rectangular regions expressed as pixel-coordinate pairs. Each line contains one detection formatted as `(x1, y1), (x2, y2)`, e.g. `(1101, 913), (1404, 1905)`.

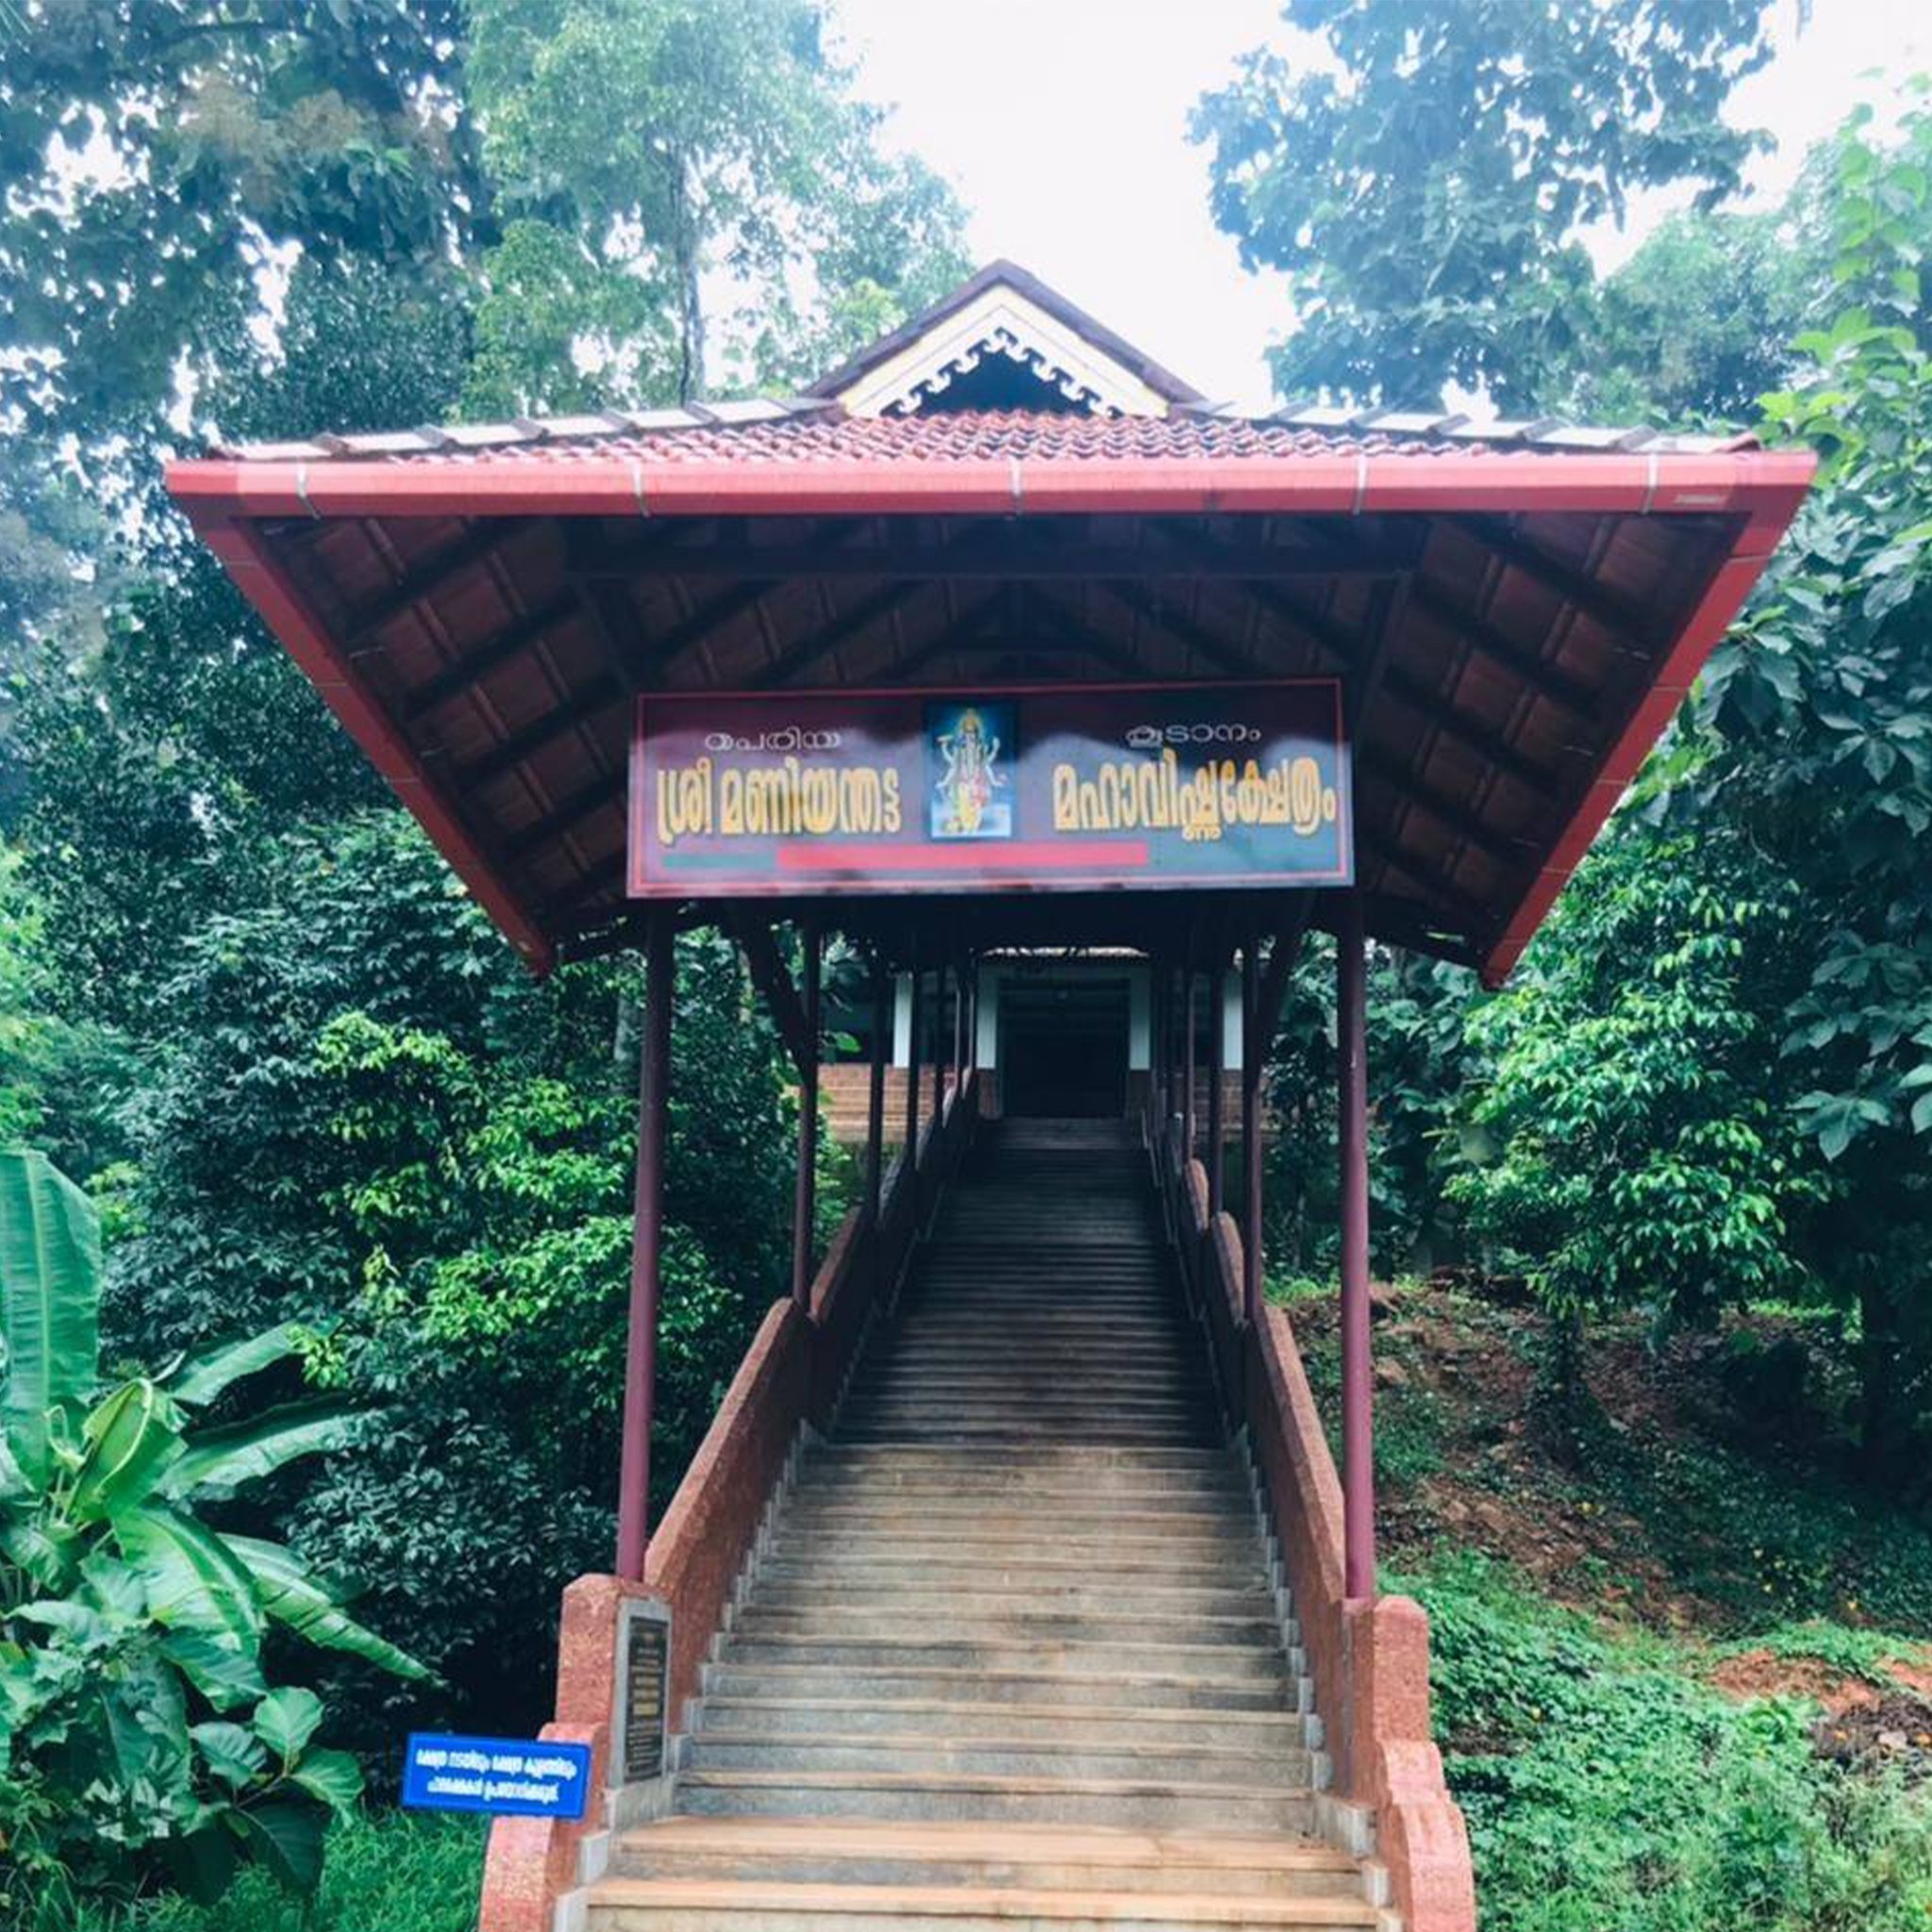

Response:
(1285, 1278), (1932, 1932)
(78, 1815), (487, 1932)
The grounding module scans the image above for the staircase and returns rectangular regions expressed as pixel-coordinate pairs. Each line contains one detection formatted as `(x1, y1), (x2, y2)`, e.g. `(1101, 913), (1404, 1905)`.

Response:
(590, 1121), (1391, 1930)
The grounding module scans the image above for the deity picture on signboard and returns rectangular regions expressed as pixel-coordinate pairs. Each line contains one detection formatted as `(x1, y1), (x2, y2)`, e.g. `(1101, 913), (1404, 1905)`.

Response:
(926, 701), (1015, 841)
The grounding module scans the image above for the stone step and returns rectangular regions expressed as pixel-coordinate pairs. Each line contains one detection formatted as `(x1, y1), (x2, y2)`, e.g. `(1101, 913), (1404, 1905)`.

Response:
(588, 1875), (1381, 1931)
(838, 1407), (1215, 1433)
(780, 1501), (1255, 1535)
(685, 1733), (1314, 1787)
(757, 1559), (1275, 1600)
(749, 1583), (1280, 1623)
(760, 1537), (1264, 1575)
(830, 1437), (1221, 1453)
(701, 1663), (1299, 1716)
(795, 1464), (1243, 1499)
(675, 1769), (1315, 1833)
(690, 1701), (1308, 1751)
(731, 1607), (1284, 1650)
(607, 1817), (1365, 1902)
(803, 1444), (1235, 1474)
(715, 1635), (1289, 1684)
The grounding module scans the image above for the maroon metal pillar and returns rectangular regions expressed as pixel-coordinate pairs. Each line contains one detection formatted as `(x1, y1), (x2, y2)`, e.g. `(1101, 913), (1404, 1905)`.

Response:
(904, 958), (924, 1167)
(1338, 892), (1376, 1598)
(930, 962), (947, 1122)
(1207, 958), (1226, 1218)
(1174, 961), (1190, 1158)
(1150, 960), (1168, 1133)
(1241, 939), (1263, 1324)
(791, 921), (821, 1311)
(616, 914), (673, 1580)
(864, 957), (888, 1228)
(951, 955), (967, 1095)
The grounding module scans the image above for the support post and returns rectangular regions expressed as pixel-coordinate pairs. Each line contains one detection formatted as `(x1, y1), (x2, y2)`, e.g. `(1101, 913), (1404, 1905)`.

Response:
(616, 915), (673, 1580)
(930, 962), (946, 1124)
(791, 920), (821, 1311)
(1182, 958), (1198, 1164)
(1338, 892), (1376, 1598)
(864, 956), (888, 1228)
(904, 957), (924, 1170)
(1241, 939), (1263, 1324)
(1208, 957), (1226, 1217)
(952, 954), (967, 1094)
(1151, 959), (1168, 1134)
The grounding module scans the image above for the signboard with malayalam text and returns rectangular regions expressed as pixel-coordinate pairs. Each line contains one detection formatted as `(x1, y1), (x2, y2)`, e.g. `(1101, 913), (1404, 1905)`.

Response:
(400, 1733), (591, 1821)
(627, 680), (1352, 899)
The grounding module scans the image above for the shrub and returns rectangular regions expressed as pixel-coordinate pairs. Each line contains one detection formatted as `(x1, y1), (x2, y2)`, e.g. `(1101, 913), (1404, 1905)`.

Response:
(0, 1150), (427, 1927)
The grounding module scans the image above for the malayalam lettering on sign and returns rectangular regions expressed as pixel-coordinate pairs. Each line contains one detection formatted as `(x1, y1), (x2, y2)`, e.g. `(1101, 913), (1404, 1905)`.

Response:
(627, 681), (1351, 898)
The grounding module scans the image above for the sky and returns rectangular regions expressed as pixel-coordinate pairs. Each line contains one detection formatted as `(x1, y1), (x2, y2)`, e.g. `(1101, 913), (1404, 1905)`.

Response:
(832, 0), (1925, 410)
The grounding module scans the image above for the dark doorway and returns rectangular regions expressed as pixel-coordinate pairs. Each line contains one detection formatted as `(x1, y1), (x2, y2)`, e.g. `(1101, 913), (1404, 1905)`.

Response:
(1001, 975), (1131, 1118)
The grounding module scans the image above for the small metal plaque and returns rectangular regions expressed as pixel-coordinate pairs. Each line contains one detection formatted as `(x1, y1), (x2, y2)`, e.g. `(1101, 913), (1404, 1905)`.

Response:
(622, 1612), (669, 1783)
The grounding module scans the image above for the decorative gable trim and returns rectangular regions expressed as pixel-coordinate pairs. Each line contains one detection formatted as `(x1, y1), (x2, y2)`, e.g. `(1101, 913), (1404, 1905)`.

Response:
(829, 283), (1177, 420)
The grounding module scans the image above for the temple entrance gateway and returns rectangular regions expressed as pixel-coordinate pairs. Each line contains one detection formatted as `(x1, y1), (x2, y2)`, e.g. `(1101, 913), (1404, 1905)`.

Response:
(997, 973), (1131, 1118)
(166, 258), (1813, 1932)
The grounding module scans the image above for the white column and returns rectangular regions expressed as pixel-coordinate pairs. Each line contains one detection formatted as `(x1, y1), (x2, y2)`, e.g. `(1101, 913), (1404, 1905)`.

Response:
(975, 967), (1001, 1069)
(1221, 967), (1244, 1072)
(1127, 965), (1152, 1072)
(891, 973), (913, 1068)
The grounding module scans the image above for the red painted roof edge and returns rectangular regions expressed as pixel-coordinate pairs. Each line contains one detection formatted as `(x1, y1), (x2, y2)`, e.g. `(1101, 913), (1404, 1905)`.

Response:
(165, 443), (1816, 984)
(164, 445), (1818, 525)
(199, 517), (558, 974)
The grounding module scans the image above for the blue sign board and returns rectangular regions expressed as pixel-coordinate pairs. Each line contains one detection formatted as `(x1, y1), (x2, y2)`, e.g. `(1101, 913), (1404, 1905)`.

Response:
(401, 1733), (591, 1821)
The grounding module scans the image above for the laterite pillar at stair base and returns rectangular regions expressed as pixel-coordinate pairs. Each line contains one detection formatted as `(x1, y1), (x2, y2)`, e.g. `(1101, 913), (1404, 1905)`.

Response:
(476, 1574), (670, 1932)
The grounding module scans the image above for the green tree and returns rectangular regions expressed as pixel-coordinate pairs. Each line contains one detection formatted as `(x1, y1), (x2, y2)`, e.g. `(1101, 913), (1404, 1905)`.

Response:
(461, 0), (969, 408)
(1450, 816), (1816, 1341)
(102, 816), (800, 1730)
(1679, 96), (1932, 1471)
(1192, 0), (1786, 408)
(0, 0), (482, 447)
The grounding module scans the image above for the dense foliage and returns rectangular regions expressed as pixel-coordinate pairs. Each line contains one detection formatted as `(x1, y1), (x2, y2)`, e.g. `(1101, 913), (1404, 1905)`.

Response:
(1, 1150), (427, 1927)
(1192, 0), (1785, 408)
(0, 9), (965, 1921)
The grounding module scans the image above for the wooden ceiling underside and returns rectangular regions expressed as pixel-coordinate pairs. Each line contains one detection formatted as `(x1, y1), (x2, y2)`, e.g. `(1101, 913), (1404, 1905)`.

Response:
(261, 503), (1743, 974)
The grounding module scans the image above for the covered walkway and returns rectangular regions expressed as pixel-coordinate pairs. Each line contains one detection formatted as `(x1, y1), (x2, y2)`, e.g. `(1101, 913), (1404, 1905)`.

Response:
(166, 261), (1813, 1932)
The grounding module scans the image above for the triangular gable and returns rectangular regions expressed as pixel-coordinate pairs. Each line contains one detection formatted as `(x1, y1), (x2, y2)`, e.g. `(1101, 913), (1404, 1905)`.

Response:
(809, 260), (1205, 419)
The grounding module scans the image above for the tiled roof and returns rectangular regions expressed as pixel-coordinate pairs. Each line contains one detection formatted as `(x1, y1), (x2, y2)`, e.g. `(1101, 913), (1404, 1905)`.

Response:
(212, 399), (1757, 467)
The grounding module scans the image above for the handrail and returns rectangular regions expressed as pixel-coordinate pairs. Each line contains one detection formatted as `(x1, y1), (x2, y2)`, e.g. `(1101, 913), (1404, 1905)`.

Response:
(482, 1070), (985, 1932)
(1148, 1114), (1476, 1932)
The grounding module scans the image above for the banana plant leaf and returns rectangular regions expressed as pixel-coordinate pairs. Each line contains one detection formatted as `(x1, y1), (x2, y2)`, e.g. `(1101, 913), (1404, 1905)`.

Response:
(222, 1534), (433, 1681)
(167, 1322), (314, 1407)
(163, 1399), (361, 1501)
(0, 1148), (103, 1484)
(70, 1379), (186, 1521)
(116, 1505), (266, 1648)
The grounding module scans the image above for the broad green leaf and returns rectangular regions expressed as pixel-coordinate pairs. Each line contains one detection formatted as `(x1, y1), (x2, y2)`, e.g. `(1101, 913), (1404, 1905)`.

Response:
(159, 1631), (268, 1712)
(252, 1686), (324, 1765)
(168, 1322), (314, 1407)
(192, 1719), (268, 1789)
(1, 1515), (78, 1592)
(290, 1745), (364, 1814)
(166, 1824), (242, 1907)
(117, 1504), (265, 1647)
(165, 1399), (359, 1501)
(0, 1148), (103, 1485)
(236, 1799), (326, 1894)
(71, 1378), (185, 1520)
(223, 1534), (433, 1682)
